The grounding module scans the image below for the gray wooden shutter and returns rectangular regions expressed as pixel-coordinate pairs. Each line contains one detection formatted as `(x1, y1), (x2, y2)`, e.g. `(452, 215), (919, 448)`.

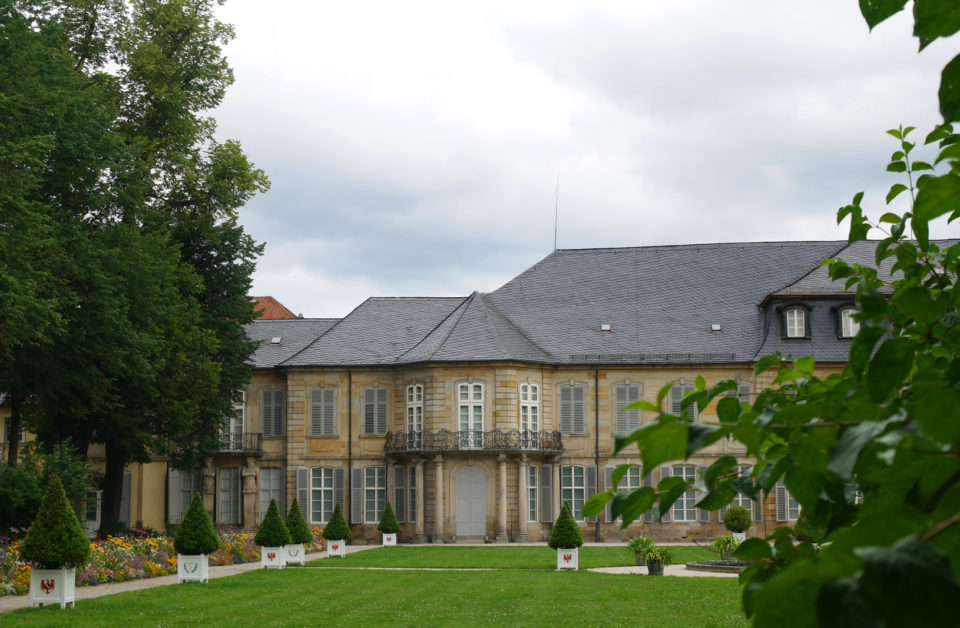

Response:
(659, 465), (672, 522)
(363, 389), (375, 435)
(394, 464), (406, 522)
(697, 465), (710, 522)
(168, 469), (181, 523)
(573, 386), (585, 433)
(739, 383), (751, 403)
(776, 481), (787, 522)
(719, 503), (728, 522)
(752, 489), (762, 522)
(310, 389), (323, 436)
(642, 470), (654, 523)
(615, 386), (628, 435)
(560, 387), (572, 433)
(627, 385), (641, 431)
(408, 466), (416, 522)
(604, 465), (614, 523)
(585, 465), (598, 522)
(376, 388), (387, 435)
(297, 467), (309, 520)
(540, 464), (553, 523)
(323, 389), (336, 436)
(261, 389), (272, 437)
(671, 385), (683, 415)
(351, 466), (363, 523)
(334, 467), (346, 512)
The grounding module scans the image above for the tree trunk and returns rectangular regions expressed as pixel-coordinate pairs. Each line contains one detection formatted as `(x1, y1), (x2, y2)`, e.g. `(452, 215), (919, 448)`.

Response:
(100, 442), (126, 533)
(6, 392), (22, 466)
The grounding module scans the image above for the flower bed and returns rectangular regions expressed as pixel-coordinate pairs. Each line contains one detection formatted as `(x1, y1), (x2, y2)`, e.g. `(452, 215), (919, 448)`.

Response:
(0, 525), (324, 596)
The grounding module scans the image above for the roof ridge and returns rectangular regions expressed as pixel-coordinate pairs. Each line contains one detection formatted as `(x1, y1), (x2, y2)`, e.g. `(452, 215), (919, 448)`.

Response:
(394, 294), (473, 362)
(477, 293), (552, 360)
(556, 240), (849, 254)
(279, 298), (373, 366)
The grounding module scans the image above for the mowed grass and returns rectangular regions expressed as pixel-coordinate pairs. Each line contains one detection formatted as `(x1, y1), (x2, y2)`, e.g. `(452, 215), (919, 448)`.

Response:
(307, 544), (715, 569)
(10, 568), (746, 627)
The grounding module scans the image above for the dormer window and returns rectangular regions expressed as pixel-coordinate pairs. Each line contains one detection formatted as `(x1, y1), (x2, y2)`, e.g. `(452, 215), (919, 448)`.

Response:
(838, 306), (859, 338)
(781, 305), (810, 339)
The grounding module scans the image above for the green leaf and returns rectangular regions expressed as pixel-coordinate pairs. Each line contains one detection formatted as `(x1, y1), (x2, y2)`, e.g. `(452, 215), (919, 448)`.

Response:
(615, 418), (687, 471)
(625, 399), (659, 413)
(913, 172), (960, 222)
(611, 463), (634, 490)
(754, 354), (782, 377)
(612, 487), (656, 525)
(912, 389), (960, 444)
(859, 0), (908, 29)
(935, 141), (960, 164)
(914, 0), (960, 51)
(867, 337), (914, 402)
(897, 285), (936, 323)
(925, 124), (953, 144)
(794, 356), (815, 376)
(686, 422), (722, 457)
(582, 490), (611, 518)
(734, 537), (773, 561)
(695, 484), (738, 510)
(784, 467), (823, 508)
(886, 127), (905, 140)
(827, 419), (890, 478)
(656, 382), (673, 409)
(886, 161), (907, 172)
(817, 578), (879, 627)
(716, 396), (742, 423)
(911, 160), (934, 171)
(941, 53), (960, 124)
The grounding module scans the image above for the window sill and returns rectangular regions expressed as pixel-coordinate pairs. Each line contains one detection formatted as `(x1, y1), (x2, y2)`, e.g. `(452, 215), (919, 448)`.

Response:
(307, 435), (340, 439)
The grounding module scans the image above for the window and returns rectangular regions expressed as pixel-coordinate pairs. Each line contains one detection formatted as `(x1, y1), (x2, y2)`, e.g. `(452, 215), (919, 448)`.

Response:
(783, 306), (809, 339)
(616, 466), (643, 521)
(528, 465), (538, 522)
(310, 388), (336, 436)
(3, 417), (24, 443)
(406, 384), (423, 445)
(519, 383), (539, 436)
(260, 468), (284, 522)
(363, 387), (388, 435)
(561, 465), (585, 521)
(311, 467), (335, 523)
(670, 383), (697, 420)
(458, 382), (484, 448)
(776, 481), (801, 521)
(720, 465), (753, 522)
(408, 466), (417, 522)
(839, 307), (859, 338)
(615, 383), (642, 434)
(559, 384), (585, 434)
(364, 466), (386, 523)
(672, 465), (698, 521)
(218, 467), (241, 524)
(261, 388), (284, 437)
(179, 470), (201, 523)
(724, 380), (752, 403)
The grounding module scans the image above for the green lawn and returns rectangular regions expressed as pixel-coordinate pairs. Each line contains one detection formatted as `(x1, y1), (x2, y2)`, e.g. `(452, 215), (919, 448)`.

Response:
(307, 544), (716, 569)
(10, 568), (746, 627)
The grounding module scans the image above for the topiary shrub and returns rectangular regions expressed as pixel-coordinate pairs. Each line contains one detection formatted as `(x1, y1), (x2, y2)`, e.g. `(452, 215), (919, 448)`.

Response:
(723, 505), (751, 533)
(255, 499), (292, 547)
(286, 498), (313, 545)
(377, 502), (400, 534)
(321, 503), (352, 541)
(19, 477), (91, 569)
(174, 492), (220, 555)
(548, 501), (583, 550)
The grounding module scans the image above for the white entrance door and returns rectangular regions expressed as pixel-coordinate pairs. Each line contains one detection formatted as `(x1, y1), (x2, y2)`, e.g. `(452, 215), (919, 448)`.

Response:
(455, 465), (487, 537)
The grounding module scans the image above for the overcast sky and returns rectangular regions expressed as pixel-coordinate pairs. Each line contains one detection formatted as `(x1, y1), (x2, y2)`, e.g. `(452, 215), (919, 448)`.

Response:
(212, 1), (957, 318)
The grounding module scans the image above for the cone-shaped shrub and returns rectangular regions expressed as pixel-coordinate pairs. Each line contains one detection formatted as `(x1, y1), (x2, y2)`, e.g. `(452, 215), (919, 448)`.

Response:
(255, 499), (292, 547)
(548, 501), (583, 549)
(377, 501), (400, 534)
(19, 477), (91, 569)
(723, 505), (751, 533)
(321, 502), (352, 541)
(174, 492), (220, 555)
(286, 498), (313, 544)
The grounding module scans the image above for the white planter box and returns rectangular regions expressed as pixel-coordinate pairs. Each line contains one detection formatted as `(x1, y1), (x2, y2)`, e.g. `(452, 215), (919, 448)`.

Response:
(327, 540), (346, 558)
(177, 554), (209, 583)
(30, 567), (76, 608)
(261, 546), (284, 569)
(382, 533), (397, 546)
(732, 532), (746, 543)
(556, 547), (579, 570)
(283, 543), (305, 566)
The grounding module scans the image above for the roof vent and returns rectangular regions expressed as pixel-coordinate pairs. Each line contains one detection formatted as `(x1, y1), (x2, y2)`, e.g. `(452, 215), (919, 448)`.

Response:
(710, 324), (722, 333)
(270, 336), (282, 344)
(600, 324), (612, 333)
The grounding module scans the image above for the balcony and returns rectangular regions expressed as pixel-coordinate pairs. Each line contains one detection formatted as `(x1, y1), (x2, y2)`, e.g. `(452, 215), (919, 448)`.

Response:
(216, 432), (263, 456)
(384, 429), (562, 455)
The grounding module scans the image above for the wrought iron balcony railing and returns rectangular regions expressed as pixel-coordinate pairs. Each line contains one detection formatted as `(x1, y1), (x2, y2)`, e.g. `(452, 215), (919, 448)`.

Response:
(217, 432), (263, 455)
(385, 429), (562, 454)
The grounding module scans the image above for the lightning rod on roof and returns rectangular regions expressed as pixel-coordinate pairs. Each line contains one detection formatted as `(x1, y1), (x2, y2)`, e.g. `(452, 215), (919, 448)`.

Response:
(554, 171), (559, 252)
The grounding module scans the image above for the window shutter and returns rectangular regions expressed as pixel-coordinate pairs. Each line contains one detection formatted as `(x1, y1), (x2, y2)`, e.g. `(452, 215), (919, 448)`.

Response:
(780, 309), (788, 340)
(573, 386), (585, 433)
(297, 467), (308, 520)
(310, 389), (323, 436)
(394, 464), (406, 522)
(261, 389), (272, 437)
(752, 490), (762, 522)
(697, 465), (710, 522)
(804, 308), (812, 338)
(540, 464), (553, 523)
(586, 465), (598, 523)
(409, 466), (417, 522)
(659, 465), (672, 522)
(560, 387), (572, 433)
(351, 466), (363, 524)
(642, 471), (654, 523)
(334, 467), (346, 512)
(719, 504), (728, 523)
(168, 469), (181, 523)
(738, 383), (751, 403)
(377, 388), (387, 435)
(627, 385), (641, 431)
(775, 481), (787, 522)
(604, 465), (614, 523)
(615, 386), (627, 435)
(364, 389), (375, 435)
(671, 385), (682, 415)
(323, 389), (336, 436)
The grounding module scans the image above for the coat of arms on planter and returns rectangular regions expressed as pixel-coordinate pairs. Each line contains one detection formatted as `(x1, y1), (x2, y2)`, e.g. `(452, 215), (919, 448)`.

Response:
(40, 579), (55, 594)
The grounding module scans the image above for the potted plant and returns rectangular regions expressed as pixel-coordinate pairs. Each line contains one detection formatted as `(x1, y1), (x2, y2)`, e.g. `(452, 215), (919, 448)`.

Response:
(20, 477), (91, 608)
(321, 502), (351, 558)
(548, 501), (583, 570)
(255, 498), (291, 569)
(723, 505), (751, 542)
(378, 502), (400, 546)
(627, 536), (654, 566)
(173, 492), (220, 583)
(284, 498), (312, 566)
(712, 534), (740, 559)
(644, 544), (672, 576)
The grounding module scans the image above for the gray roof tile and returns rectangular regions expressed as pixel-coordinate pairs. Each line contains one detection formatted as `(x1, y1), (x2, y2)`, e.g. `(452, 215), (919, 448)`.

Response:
(245, 319), (339, 368)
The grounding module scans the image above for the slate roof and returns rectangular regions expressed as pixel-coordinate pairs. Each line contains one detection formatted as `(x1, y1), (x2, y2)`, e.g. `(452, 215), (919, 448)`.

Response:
(245, 318), (339, 368)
